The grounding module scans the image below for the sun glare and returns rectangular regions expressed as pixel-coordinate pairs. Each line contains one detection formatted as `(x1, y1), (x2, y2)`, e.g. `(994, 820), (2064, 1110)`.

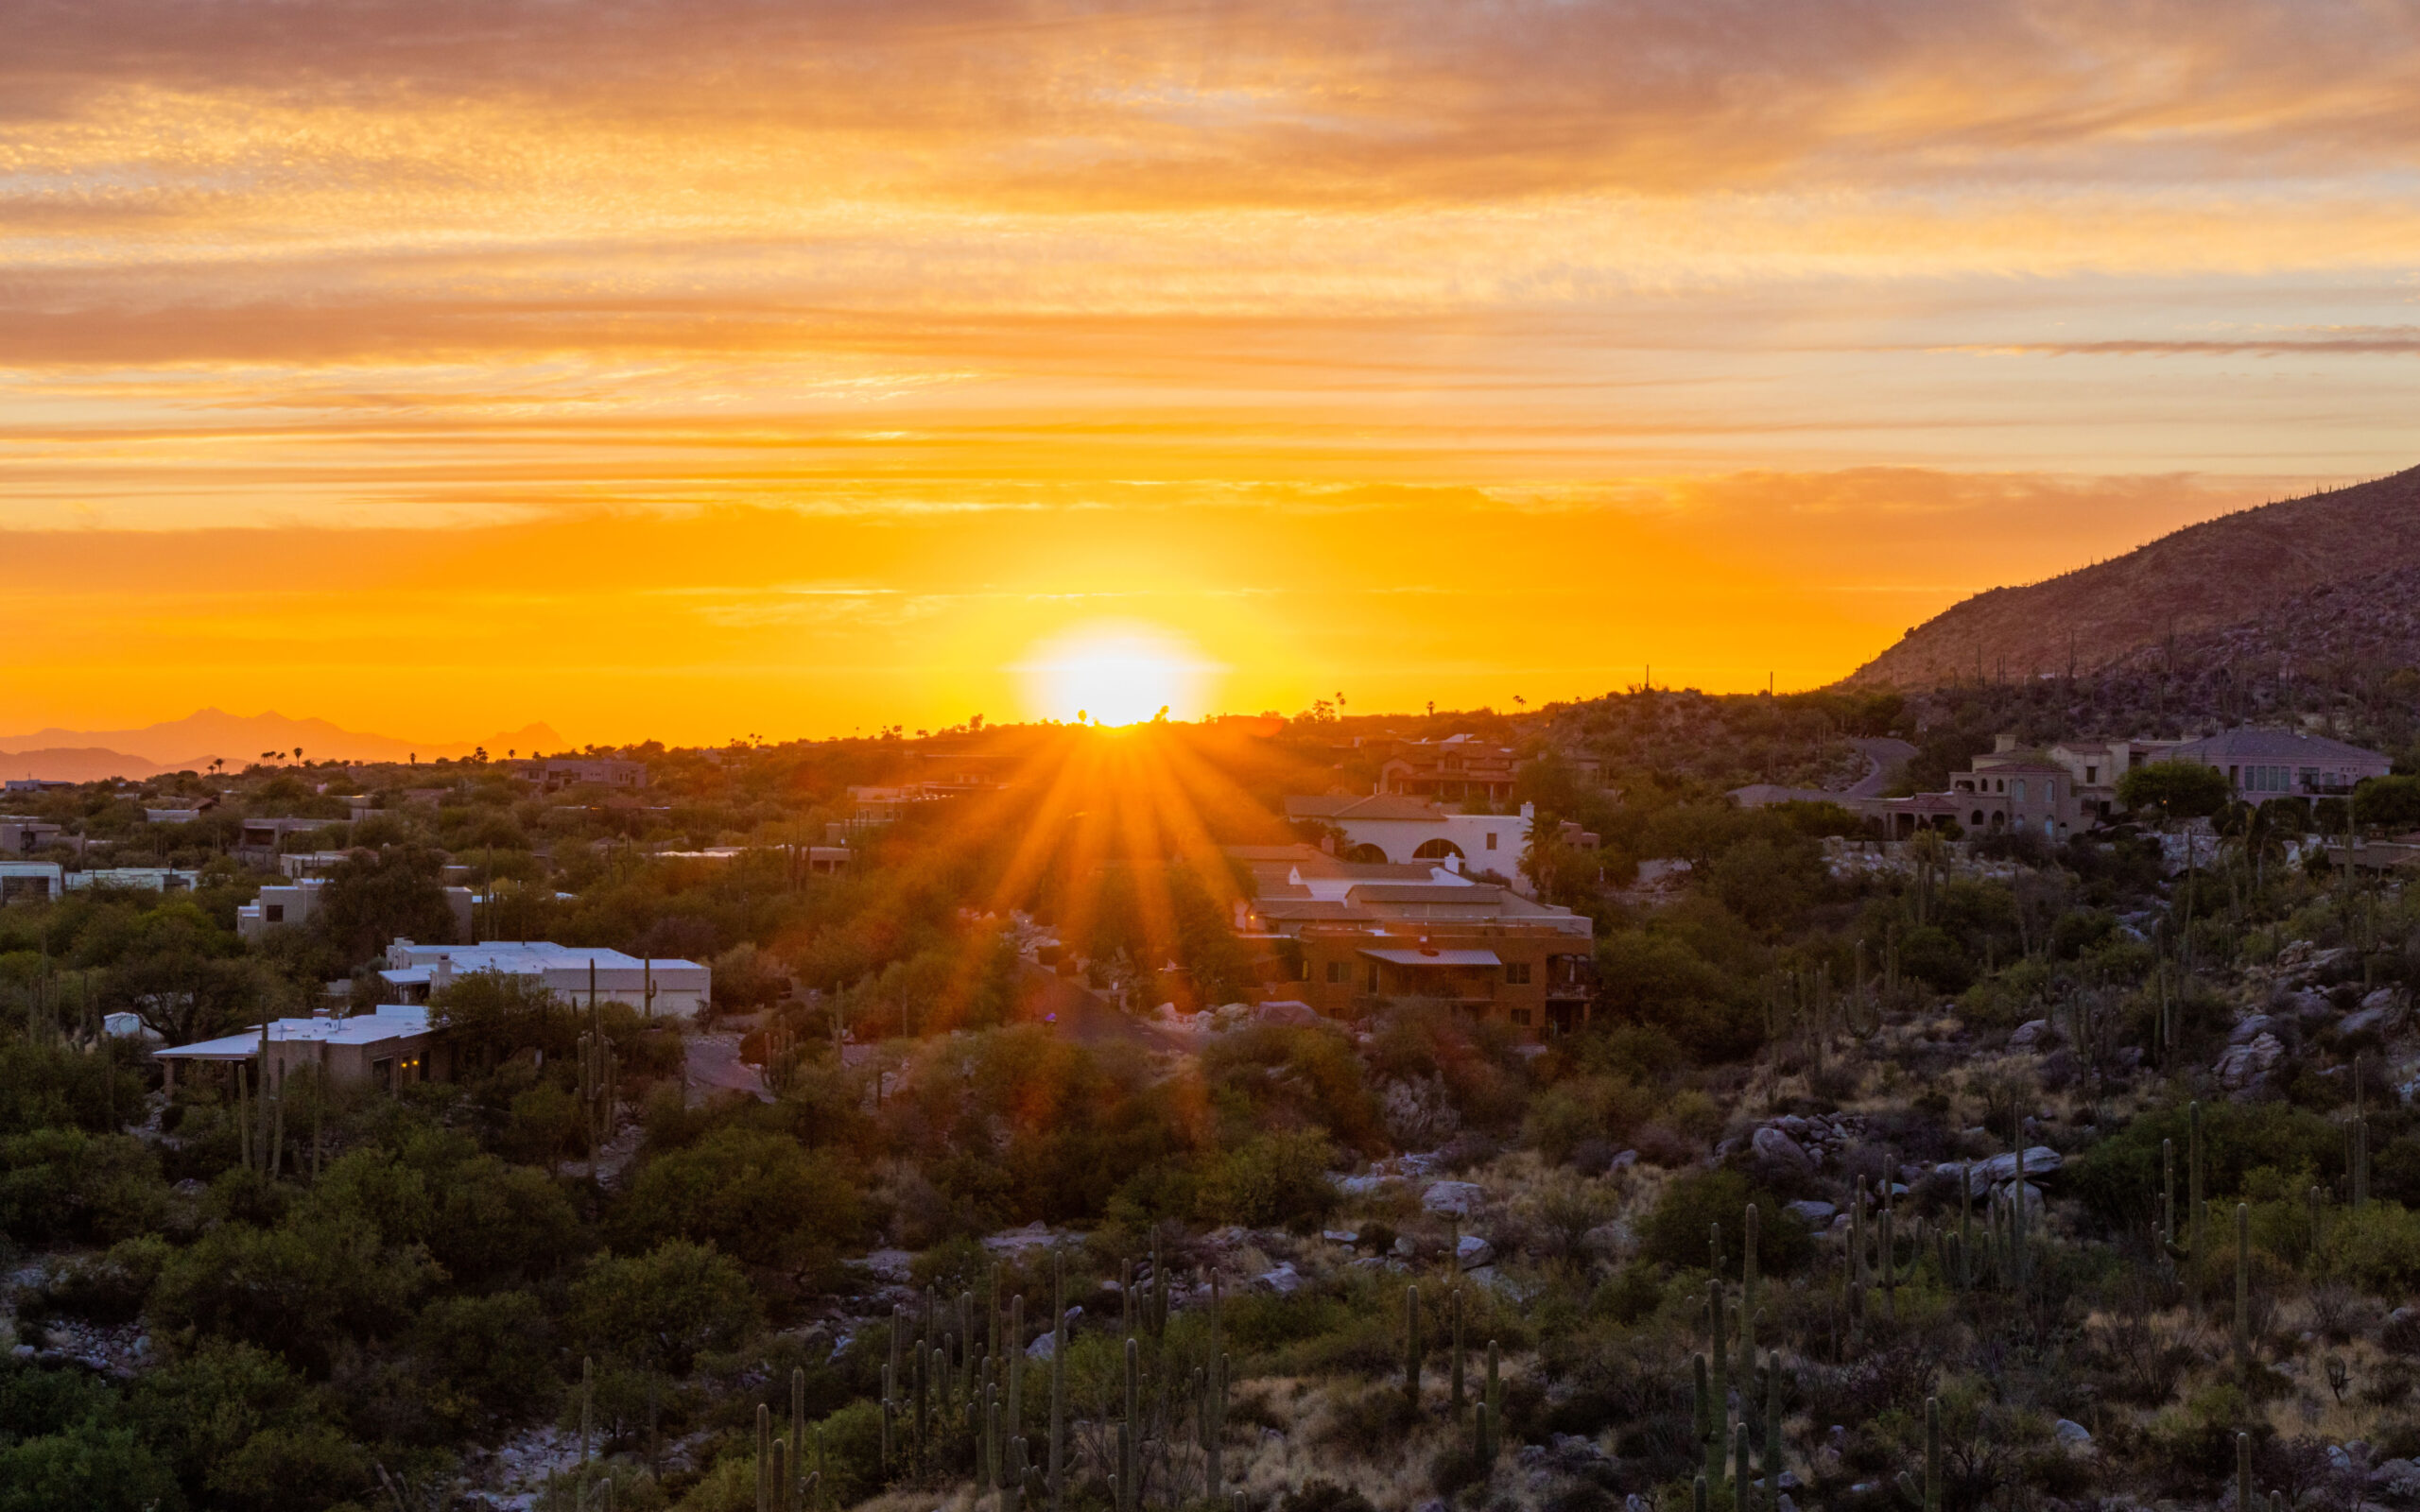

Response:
(1018, 622), (1213, 727)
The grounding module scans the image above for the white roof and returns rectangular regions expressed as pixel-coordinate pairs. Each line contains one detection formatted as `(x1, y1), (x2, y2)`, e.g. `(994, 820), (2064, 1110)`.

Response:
(387, 941), (702, 973)
(1360, 948), (1504, 968)
(155, 1005), (432, 1060)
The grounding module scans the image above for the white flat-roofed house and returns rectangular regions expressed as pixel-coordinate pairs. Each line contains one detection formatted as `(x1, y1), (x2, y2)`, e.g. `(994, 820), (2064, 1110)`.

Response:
(0, 862), (63, 904)
(379, 939), (711, 1018)
(153, 1005), (441, 1093)
(1281, 795), (1537, 893)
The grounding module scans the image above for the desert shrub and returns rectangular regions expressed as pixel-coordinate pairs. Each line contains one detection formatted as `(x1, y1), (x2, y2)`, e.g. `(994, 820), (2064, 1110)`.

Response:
(0, 1128), (168, 1245)
(1281, 1482), (1378, 1512)
(567, 1241), (761, 1375)
(614, 1127), (863, 1268)
(2322, 1201), (2420, 1296)
(1314, 1386), (1419, 1461)
(1195, 1130), (1337, 1229)
(2069, 1100), (2341, 1230)
(1638, 1171), (1812, 1276)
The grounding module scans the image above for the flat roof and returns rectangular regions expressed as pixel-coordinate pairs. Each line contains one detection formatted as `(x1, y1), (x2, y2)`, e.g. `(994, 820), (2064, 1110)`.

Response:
(155, 1005), (432, 1059)
(1360, 948), (1503, 968)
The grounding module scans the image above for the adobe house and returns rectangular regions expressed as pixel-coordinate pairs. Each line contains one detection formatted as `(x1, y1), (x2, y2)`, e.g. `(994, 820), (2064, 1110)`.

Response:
(153, 1005), (446, 1094)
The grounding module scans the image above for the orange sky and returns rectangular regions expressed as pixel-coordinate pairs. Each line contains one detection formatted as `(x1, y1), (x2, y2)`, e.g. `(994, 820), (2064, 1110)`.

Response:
(7, 1), (2420, 743)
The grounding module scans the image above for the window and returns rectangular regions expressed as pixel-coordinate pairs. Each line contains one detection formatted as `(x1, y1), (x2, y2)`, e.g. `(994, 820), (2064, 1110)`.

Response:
(1484, 832), (1497, 850)
(265, 903), (285, 923)
(2014, 780), (2027, 803)
(2084, 765), (2098, 784)
(1366, 963), (1380, 994)
(2228, 765), (2240, 785)
(1504, 961), (1532, 985)
(1510, 1008), (1531, 1027)
(1326, 960), (1348, 984)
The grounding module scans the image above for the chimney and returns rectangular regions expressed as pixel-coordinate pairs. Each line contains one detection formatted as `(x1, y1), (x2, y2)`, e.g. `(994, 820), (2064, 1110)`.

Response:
(1994, 733), (2018, 753)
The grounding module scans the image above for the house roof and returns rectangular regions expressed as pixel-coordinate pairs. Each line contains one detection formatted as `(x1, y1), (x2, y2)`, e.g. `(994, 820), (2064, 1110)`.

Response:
(1344, 884), (1506, 904)
(2170, 728), (2390, 765)
(1282, 794), (1448, 822)
(1728, 784), (1847, 807)
(155, 1005), (432, 1060)
(1359, 948), (1503, 968)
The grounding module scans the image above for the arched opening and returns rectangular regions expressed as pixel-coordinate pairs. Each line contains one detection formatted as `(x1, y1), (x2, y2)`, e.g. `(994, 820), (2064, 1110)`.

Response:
(1970, 810), (1984, 827)
(1411, 838), (1465, 860)
(1342, 843), (1390, 864)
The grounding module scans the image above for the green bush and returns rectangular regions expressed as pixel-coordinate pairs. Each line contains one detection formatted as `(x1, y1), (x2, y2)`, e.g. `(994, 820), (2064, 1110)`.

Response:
(1637, 1169), (1811, 1275)
(1194, 1130), (1337, 1229)
(2069, 1101), (2341, 1230)
(0, 1128), (168, 1245)
(568, 1241), (761, 1374)
(614, 1127), (863, 1268)
(2323, 1201), (2420, 1296)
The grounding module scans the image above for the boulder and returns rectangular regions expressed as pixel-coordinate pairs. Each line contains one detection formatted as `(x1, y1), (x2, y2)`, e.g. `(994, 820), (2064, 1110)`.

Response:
(1607, 1149), (1640, 1171)
(1785, 1200), (1838, 1227)
(1752, 1126), (1813, 1172)
(2227, 1013), (2276, 1045)
(2009, 1019), (2052, 1049)
(1457, 1235), (1495, 1270)
(1937, 1147), (2063, 1193)
(1252, 1263), (1304, 1297)
(2053, 1419), (2091, 1449)
(1423, 1180), (1484, 1216)
(2216, 1032), (2285, 1089)
(2367, 1460), (2420, 1501)
(1990, 1180), (2047, 1221)
(2338, 1005), (2391, 1037)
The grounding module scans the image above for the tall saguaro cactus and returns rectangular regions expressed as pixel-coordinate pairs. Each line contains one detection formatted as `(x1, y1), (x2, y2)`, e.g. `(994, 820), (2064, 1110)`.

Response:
(2235, 1202), (2253, 1381)
(1048, 1253), (1067, 1512)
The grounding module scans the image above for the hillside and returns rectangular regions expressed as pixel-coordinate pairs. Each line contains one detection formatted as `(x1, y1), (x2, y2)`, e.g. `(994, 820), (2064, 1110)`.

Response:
(0, 708), (563, 778)
(1846, 463), (2420, 689)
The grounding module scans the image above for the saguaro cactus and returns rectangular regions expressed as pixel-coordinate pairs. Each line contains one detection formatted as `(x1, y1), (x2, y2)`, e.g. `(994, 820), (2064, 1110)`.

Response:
(2235, 1202), (2253, 1380)
(2189, 1101), (2207, 1258)
(1204, 1271), (1227, 1501)
(1048, 1254), (1067, 1512)
(1120, 1337), (1139, 1512)
(1742, 1203), (1760, 1366)
(1763, 1351), (1783, 1495)
(1471, 1335), (1490, 1461)
(2237, 1431), (2253, 1512)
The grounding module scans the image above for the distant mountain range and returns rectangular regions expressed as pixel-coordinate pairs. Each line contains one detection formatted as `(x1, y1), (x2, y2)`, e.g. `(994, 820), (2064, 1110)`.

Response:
(0, 709), (564, 783)
(1847, 464), (2420, 689)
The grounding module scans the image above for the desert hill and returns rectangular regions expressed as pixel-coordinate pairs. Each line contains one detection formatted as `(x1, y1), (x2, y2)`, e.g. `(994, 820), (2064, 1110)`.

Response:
(1845, 464), (2420, 689)
(0, 708), (563, 782)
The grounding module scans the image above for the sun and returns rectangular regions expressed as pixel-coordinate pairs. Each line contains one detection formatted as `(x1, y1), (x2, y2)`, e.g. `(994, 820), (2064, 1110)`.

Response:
(1017, 622), (1214, 726)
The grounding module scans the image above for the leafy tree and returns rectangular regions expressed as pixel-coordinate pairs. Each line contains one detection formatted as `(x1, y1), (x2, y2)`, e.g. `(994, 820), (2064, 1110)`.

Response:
(0, 1128), (168, 1244)
(150, 1212), (441, 1371)
(613, 1127), (861, 1268)
(567, 1241), (761, 1374)
(2117, 760), (2232, 821)
(409, 1291), (561, 1428)
(2353, 773), (2420, 831)
(430, 970), (567, 1067)
(0, 1424), (184, 1512)
(424, 1155), (585, 1290)
(312, 846), (457, 964)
